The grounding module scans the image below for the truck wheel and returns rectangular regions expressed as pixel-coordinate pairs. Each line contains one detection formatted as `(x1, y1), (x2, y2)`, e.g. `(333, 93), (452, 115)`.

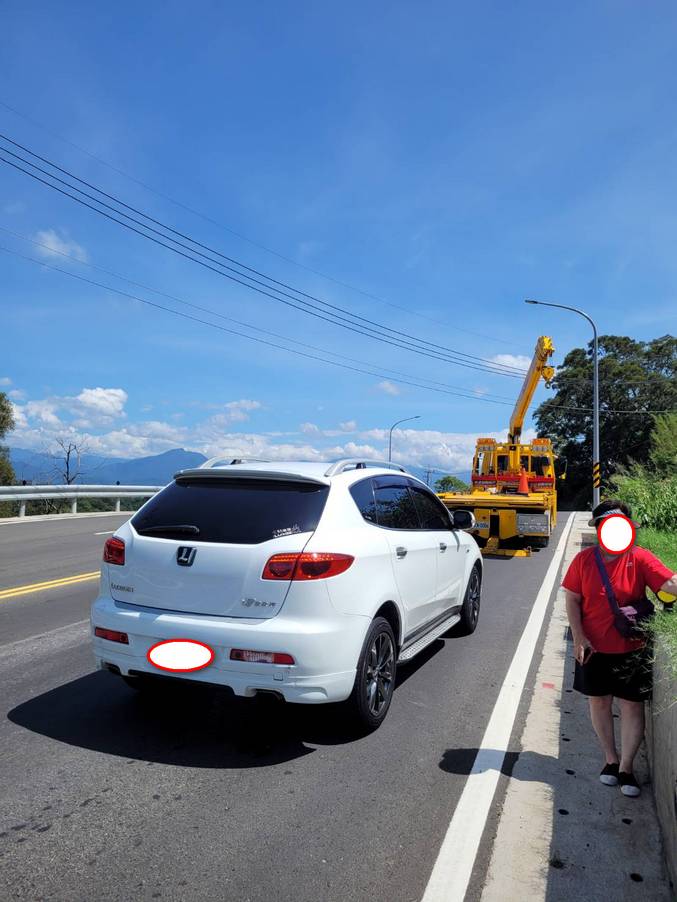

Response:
(346, 617), (397, 732)
(459, 564), (482, 635)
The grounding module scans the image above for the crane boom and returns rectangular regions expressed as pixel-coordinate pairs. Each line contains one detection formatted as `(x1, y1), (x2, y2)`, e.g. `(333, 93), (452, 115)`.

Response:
(508, 336), (555, 443)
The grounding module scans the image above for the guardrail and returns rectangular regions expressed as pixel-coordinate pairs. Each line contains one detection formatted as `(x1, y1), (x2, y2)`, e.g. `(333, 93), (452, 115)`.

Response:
(0, 485), (163, 517)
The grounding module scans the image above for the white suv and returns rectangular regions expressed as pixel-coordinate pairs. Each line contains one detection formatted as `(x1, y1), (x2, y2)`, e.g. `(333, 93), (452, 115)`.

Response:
(91, 458), (482, 730)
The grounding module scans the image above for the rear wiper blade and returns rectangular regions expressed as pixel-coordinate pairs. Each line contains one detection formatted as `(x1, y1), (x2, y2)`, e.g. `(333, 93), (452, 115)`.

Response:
(135, 524), (200, 536)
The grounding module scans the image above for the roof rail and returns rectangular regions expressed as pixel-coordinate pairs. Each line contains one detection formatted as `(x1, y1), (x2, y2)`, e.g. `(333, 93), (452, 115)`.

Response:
(324, 459), (407, 477)
(199, 456), (271, 469)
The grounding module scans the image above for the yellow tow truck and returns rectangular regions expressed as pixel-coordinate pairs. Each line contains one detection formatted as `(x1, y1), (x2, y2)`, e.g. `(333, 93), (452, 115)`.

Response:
(438, 335), (562, 557)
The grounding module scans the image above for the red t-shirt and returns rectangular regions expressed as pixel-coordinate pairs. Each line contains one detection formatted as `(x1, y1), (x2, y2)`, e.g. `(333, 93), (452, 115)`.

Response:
(561, 546), (673, 654)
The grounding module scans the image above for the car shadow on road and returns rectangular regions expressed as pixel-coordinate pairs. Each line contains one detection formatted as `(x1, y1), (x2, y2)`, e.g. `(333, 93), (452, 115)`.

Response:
(8, 643), (444, 769)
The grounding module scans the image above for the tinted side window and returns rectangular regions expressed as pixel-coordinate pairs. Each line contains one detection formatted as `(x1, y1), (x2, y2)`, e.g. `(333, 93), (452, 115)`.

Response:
(350, 478), (378, 523)
(409, 484), (451, 530)
(132, 479), (329, 544)
(373, 477), (419, 530)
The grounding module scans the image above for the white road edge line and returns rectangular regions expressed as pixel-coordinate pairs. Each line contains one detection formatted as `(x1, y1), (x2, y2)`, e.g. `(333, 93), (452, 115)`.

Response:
(421, 512), (575, 902)
(94, 530), (115, 535)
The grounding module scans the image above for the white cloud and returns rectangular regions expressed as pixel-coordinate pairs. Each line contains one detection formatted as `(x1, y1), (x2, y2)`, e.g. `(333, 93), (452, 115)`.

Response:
(77, 387), (128, 418)
(6, 386), (539, 476)
(25, 399), (61, 426)
(376, 380), (401, 396)
(10, 402), (28, 429)
(34, 229), (89, 263)
(0, 377), (11, 386)
(489, 353), (531, 370)
(8, 389), (26, 400)
(221, 399), (262, 423)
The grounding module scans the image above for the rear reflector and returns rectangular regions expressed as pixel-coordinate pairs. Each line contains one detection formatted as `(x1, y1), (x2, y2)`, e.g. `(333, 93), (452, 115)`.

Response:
(230, 649), (295, 665)
(262, 552), (354, 581)
(103, 537), (125, 565)
(94, 627), (129, 644)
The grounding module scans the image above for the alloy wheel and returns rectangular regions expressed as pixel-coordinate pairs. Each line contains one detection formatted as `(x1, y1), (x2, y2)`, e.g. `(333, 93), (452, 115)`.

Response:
(365, 632), (395, 717)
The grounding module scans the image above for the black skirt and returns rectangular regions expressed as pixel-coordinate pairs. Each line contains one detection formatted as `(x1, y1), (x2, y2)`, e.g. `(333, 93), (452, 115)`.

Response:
(573, 644), (653, 702)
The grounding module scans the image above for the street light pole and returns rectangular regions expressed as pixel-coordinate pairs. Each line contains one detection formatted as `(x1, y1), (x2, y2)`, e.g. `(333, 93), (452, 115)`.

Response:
(388, 415), (421, 463)
(525, 299), (601, 508)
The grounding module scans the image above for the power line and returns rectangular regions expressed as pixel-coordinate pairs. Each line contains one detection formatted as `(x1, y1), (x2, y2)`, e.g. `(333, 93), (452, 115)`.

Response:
(0, 98), (520, 348)
(0, 226), (516, 404)
(0, 152), (526, 382)
(4, 243), (673, 417)
(0, 133), (528, 380)
(0, 245), (519, 407)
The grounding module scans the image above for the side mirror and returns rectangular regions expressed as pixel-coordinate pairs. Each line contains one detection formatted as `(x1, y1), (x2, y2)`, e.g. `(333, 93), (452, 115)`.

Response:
(452, 509), (476, 530)
(556, 457), (568, 481)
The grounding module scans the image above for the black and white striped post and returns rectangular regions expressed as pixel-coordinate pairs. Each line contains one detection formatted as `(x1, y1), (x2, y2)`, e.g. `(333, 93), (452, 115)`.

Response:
(525, 299), (601, 509)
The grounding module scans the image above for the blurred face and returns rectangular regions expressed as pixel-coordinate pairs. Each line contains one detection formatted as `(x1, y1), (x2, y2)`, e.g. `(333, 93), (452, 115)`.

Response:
(597, 514), (636, 555)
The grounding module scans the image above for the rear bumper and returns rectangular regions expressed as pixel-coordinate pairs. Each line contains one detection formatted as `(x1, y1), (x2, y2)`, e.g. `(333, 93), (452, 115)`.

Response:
(90, 594), (367, 703)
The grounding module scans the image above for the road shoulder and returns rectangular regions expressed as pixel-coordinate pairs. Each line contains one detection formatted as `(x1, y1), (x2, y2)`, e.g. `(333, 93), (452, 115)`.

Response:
(481, 512), (670, 902)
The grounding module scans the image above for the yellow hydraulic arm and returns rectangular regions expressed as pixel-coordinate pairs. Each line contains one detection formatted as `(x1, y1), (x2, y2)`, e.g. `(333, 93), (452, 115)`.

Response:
(508, 336), (555, 443)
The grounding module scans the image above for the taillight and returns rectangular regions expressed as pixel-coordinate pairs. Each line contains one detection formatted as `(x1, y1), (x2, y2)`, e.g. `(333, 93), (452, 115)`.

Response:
(94, 627), (129, 644)
(230, 649), (295, 665)
(262, 552), (354, 580)
(103, 537), (125, 565)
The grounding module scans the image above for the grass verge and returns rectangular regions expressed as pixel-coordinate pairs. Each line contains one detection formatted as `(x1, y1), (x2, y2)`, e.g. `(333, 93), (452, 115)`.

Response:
(639, 528), (677, 694)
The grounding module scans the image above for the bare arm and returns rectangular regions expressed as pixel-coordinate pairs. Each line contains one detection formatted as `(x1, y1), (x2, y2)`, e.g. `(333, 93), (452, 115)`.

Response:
(565, 589), (594, 663)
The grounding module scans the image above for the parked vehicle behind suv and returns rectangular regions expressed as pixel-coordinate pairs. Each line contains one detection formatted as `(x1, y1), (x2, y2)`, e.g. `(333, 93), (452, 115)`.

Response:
(91, 458), (482, 730)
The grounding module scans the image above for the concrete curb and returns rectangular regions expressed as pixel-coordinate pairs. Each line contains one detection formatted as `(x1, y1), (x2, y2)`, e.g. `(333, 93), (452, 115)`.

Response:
(481, 512), (671, 901)
(646, 638), (677, 892)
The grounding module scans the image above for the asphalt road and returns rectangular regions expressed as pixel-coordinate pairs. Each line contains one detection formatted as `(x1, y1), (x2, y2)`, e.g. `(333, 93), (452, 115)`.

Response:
(0, 514), (570, 902)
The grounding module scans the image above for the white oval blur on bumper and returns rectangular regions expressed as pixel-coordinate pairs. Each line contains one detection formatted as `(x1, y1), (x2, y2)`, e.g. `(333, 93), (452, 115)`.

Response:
(147, 639), (214, 672)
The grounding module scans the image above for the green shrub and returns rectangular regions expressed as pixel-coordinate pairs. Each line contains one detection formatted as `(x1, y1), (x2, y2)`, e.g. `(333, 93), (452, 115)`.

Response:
(611, 465), (677, 532)
(638, 528), (677, 693)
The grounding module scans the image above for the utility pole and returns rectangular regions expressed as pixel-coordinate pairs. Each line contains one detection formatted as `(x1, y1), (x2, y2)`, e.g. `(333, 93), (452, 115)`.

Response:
(525, 299), (601, 509)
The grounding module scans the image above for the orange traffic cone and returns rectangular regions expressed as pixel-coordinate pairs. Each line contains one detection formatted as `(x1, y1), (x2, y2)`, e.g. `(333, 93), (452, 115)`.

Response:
(517, 467), (529, 495)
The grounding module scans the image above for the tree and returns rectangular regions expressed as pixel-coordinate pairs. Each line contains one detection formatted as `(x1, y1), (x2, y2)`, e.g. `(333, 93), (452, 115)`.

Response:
(51, 437), (90, 484)
(534, 335), (677, 508)
(649, 413), (677, 475)
(435, 474), (470, 493)
(0, 391), (16, 487)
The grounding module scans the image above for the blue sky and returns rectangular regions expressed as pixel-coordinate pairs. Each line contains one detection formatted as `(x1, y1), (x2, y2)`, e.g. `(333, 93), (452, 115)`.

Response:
(1, 1), (676, 471)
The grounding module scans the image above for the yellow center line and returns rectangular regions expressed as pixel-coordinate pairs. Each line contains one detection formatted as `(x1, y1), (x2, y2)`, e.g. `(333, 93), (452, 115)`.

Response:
(0, 571), (100, 600)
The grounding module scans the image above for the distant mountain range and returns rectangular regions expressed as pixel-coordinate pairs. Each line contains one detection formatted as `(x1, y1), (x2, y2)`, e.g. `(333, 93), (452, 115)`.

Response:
(9, 447), (470, 488)
(9, 447), (207, 486)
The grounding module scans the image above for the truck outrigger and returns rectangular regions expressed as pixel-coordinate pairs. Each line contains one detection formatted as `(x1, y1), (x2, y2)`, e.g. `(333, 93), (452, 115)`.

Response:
(438, 336), (562, 557)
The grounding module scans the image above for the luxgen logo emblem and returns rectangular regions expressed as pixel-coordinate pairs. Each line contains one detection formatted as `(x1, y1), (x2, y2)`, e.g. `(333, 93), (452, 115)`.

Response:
(176, 546), (197, 567)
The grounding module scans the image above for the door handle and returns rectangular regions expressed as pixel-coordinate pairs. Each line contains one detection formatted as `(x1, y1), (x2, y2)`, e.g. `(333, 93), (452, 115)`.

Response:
(439, 542), (447, 552)
(396, 546), (407, 559)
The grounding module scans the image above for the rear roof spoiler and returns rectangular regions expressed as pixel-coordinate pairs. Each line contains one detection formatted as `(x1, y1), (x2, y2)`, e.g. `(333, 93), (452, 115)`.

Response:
(173, 468), (330, 486)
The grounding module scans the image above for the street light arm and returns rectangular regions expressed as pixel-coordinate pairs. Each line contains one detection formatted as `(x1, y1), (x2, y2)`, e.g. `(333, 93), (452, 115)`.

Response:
(524, 297), (601, 508)
(387, 415), (421, 462)
(525, 299), (597, 337)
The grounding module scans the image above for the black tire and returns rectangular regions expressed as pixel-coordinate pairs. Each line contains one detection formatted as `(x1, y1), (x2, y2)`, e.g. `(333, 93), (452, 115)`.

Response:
(459, 564), (482, 635)
(346, 617), (397, 732)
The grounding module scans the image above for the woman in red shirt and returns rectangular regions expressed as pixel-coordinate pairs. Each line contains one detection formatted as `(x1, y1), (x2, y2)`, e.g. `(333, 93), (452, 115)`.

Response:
(563, 499), (676, 797)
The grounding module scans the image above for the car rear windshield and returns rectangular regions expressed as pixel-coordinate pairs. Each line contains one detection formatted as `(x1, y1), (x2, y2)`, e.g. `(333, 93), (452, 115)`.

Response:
(131, 478), (329, 544)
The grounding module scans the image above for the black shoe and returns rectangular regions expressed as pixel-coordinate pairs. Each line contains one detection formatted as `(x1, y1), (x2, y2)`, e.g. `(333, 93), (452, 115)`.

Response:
(599, 762), (619, 785)
(619, 771), (640, 797)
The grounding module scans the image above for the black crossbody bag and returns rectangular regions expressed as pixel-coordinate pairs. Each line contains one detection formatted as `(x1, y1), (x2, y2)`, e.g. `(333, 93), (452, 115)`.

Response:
(593, 547), (654, 639)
